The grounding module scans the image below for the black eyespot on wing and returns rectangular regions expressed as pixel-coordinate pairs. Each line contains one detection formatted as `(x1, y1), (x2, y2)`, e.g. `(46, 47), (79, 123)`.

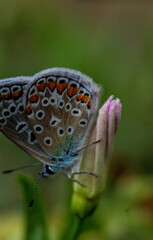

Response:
(19, 105), (24, 112)
(59, 79), (65, 84)
(59, 129), (64, 135)
(10, 106), (16, 113)
(59, 101), (64, 107)
(38, 79), (45, 85)
(30, 88), (35, 95)
(12, 87), (19, 92)
(35, 126), (42, 132)
(68, 127), (71, 133)
(70, 83), (77, 88)
(37, 111), (43, 118)
(51, 98), (55, 103)
(51, 120), (56, 125)
(30, 132), (36, 143)
(43, 99), (48, 104)
(16, 122), (27, 132)
(0, 118), (6, 124)
(1, 89), (8, 94)
(3, 110), (10, 117)
(66, 104), (70, 110)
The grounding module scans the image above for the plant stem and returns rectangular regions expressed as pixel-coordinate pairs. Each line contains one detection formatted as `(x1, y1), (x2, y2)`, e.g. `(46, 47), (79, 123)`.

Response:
(63, 215), (84, 240)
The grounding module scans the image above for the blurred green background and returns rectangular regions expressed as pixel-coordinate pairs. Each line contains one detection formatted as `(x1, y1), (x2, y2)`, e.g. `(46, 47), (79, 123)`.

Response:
(0, 0), (153, 239)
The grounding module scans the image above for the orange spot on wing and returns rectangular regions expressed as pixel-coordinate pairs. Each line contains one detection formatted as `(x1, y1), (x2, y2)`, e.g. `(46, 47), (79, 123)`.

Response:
(29, 94), (38, 103)
(67, 86), (78, 97)
(57, 82), (68, 94)
(87, 100), (91, 109)
(81, 95), (89, 103)
(2, 93), (11, 100)
(47, 81), (56, 92)
(37, 83), (46, 91)
(26, 106), (32, 115)
(12, 91), (21, 99)
(76, 94), (83, 101)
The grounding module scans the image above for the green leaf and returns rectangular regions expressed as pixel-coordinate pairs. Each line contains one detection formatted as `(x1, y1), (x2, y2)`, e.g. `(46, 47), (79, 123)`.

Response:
(17, 174), (49, 240)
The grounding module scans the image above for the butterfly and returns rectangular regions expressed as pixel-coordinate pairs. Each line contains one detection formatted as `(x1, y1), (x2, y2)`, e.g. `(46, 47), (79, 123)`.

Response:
(0, 68), (101, 207)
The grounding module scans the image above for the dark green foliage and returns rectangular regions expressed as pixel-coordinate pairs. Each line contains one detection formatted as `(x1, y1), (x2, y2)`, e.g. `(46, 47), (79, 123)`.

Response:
(17, 175), (49, 240)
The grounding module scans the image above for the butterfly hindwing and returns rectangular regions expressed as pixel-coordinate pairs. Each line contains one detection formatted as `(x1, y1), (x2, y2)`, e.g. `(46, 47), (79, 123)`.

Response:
(24, 68), (100, 160)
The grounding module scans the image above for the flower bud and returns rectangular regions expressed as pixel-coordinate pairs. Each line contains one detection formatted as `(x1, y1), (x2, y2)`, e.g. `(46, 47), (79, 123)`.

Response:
(72, 96), (122, 218)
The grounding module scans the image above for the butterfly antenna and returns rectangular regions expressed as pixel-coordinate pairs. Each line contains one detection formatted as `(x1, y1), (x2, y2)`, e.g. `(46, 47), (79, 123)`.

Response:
(29, 170), (43, 210)
(2, 163), (42, 174)
(72, 139), (101, 154)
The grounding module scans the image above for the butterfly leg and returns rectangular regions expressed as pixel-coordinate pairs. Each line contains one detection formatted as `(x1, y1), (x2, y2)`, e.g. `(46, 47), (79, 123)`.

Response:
(72, 171), (98, 178)
(68, 177), (86, 187)
(63, 172), (86, 187)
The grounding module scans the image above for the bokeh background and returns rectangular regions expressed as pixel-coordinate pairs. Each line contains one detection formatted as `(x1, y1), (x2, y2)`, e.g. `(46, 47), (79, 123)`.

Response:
(0, 0), (153, 239)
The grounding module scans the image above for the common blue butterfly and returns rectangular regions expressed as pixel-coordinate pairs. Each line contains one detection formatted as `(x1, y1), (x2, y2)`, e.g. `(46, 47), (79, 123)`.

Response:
(0, 68), (101, 207)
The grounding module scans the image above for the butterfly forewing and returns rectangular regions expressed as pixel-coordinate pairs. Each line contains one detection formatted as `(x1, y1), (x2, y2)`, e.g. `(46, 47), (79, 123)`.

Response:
(0, 76), (52, 164)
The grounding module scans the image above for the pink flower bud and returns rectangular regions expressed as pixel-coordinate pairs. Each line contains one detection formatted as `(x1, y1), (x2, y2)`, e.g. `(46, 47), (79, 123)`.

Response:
(72, 96), (122, 217)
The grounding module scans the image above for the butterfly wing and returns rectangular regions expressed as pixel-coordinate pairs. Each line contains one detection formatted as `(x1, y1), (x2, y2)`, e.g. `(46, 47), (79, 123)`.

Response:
(24, 68), (101, 164)
(0, 68), (101, 168)
(0, 76), (51, 164)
